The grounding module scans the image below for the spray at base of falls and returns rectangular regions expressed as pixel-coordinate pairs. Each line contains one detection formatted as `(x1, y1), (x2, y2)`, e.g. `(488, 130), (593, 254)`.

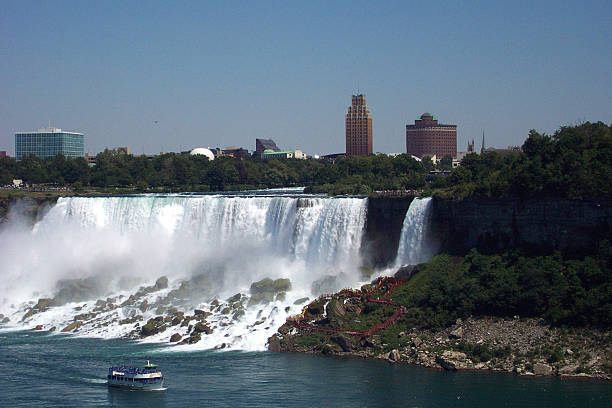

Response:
(0, 194), (367, 351)
(0, 194), (436, 351)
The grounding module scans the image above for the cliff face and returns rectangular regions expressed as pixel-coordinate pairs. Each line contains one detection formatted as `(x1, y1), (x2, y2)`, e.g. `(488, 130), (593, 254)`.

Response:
(0, 196), (59, 225)
(432, 197), (612, 257)
(361, 197), (414, 267)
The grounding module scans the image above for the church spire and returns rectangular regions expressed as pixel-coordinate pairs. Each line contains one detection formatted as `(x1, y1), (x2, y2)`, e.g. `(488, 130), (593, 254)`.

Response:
(480, 130), (485, 154)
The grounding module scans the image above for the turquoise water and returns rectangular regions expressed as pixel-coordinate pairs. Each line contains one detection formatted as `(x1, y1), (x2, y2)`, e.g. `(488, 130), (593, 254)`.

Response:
(0, 330), (610, 407)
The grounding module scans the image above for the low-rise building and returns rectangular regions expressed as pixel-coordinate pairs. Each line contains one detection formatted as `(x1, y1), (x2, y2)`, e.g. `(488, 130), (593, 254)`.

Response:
(261, 149), (306, 160)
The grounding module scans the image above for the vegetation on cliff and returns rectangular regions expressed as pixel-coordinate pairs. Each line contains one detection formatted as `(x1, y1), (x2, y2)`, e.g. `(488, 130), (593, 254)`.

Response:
(270, 243), (612, 377)
(436, 121), (612, 199)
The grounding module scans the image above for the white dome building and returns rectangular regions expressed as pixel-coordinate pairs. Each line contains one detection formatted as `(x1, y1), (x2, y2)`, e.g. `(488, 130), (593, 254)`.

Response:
(189, 147), (215, 161)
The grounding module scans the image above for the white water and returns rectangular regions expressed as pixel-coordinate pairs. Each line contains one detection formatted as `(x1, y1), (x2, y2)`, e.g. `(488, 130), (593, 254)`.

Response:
(395, 197), (437, 266)
(0, 194), (368, 350)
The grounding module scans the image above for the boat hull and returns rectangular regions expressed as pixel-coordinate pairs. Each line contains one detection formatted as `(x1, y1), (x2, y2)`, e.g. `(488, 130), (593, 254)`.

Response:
(107, 378), (165, 390)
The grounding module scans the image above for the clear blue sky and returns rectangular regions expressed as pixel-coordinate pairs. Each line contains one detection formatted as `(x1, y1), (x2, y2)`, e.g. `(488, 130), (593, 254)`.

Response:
(1, 0), (610, 156)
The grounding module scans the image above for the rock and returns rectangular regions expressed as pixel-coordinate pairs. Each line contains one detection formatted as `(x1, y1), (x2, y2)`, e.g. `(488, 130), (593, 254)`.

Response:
(394, 265), (420, 280)
(154, 276), (169, 290)
(565, 348), (573, 355)
(186, 332), (201, 344)
(32, 324), (44, 330)
(268, 335), (281, 352)
(248, 292), (275, 306)
(398, 331), (406, 338)
(61, 321), (83, 332)
(326, 299), (346, 318)
(275, 292), (286, 302)
(533, 363), (553, 376)
(193, 322), (213, 335)
(232, 310), (245, 321)
(141, 316), (165, 337)
(435, 355), (457, 371)
(170, 333), (182, 343)
(388, 349), (401, 362)
(139, 300), (149, 313)
(227, 293), (242, 303)
(53, 277), (105, 305)
(559, 365), (579, 375)
(1, 317), (9, 324)
(49, 326), (56, 332)
(442, 351), (467, 360)
(411, 337), (423, 348)
(449, 327), (463, 339)
(331, 334), (354, 352)
(311, 275), (341, 295)
(194, 309), (207, 316)
(95, 299), (107, 308)
(250, 278), (291, 295)
(293, 297), (309, 305)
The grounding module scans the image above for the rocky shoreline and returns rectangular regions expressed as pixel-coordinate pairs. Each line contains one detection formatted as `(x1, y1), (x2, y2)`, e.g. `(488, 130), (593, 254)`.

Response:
(268, 279), (611, 380)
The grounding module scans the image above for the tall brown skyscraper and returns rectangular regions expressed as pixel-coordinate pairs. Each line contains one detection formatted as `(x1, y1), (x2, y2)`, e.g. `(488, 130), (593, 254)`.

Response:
(345, 94), (373, 156)
(406, 113), (457, 159)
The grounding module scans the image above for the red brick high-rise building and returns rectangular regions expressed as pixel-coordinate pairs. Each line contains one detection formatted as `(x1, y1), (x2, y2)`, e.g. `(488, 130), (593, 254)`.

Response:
(406, 113), (457, 159)
(345, 94), (373, 156)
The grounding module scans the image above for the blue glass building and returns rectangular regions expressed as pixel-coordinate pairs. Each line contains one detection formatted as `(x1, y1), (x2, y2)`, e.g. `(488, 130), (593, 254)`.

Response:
(15, 128), (85, 160)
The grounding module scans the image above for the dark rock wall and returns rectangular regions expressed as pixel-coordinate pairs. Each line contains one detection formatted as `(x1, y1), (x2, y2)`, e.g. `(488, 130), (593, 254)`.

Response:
(361, 197), (414, 267)
(432, 197), (612, 257)
(0, 197), (59, 225)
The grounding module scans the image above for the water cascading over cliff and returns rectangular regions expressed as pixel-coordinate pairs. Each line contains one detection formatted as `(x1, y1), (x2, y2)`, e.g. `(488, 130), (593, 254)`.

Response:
(395, 197), (437, 266)
(0, 194), (367, 350)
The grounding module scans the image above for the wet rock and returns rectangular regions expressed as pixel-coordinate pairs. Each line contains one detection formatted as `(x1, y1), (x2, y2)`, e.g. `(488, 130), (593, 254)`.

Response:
(95, 299), (107, 308)
(170, 333), (182, 343)
(435, 355), (457, 371)
(293, 297), (309, 305)
(232, 310), (245, 321)
(139, 300), (149, 313)
(179, 332), (202, 345)
(193, 322), (213, 335)
(154, 276), (169, 290)
(141, 316), (166, 337)
(1, 317), (9, 324)
(62, 321), (83, 332)
(311, 275), (341, 295)
(53, 277), (106, 305)
(32, 324), (44, 330)
(22, 298), (54, 321)
(119, 315), (142, 325)
(275, 292), (286, 302)
(268, 335), (281, 352)
(533, 363), (553, 376)
(49, 326), (56, 332)
(227, 293), (242, 303)
(394, 264), (420, 280)
(248, 292), (275, 306)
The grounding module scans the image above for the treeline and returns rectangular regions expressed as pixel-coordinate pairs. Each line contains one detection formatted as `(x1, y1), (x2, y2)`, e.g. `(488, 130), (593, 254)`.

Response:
(1, 121), (610, 197)
(438, 121), (612, 199)
(393, 242), (612, 329)
(0, 150), (432, 193)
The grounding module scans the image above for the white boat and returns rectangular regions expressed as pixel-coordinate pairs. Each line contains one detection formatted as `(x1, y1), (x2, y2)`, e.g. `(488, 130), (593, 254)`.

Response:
(107, 361), (165, 390)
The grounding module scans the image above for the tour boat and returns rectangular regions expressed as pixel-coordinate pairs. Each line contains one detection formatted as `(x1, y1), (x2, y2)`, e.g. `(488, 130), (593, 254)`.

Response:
(107, 361), (165, 390)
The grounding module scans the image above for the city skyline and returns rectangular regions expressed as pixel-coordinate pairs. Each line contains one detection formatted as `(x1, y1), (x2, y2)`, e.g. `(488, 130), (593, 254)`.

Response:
(1, 1), (611, 156)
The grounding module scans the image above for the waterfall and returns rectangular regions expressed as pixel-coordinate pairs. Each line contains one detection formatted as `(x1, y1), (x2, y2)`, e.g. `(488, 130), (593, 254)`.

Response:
(0, 194), (367, 350)
(395, 197), (436, 266)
